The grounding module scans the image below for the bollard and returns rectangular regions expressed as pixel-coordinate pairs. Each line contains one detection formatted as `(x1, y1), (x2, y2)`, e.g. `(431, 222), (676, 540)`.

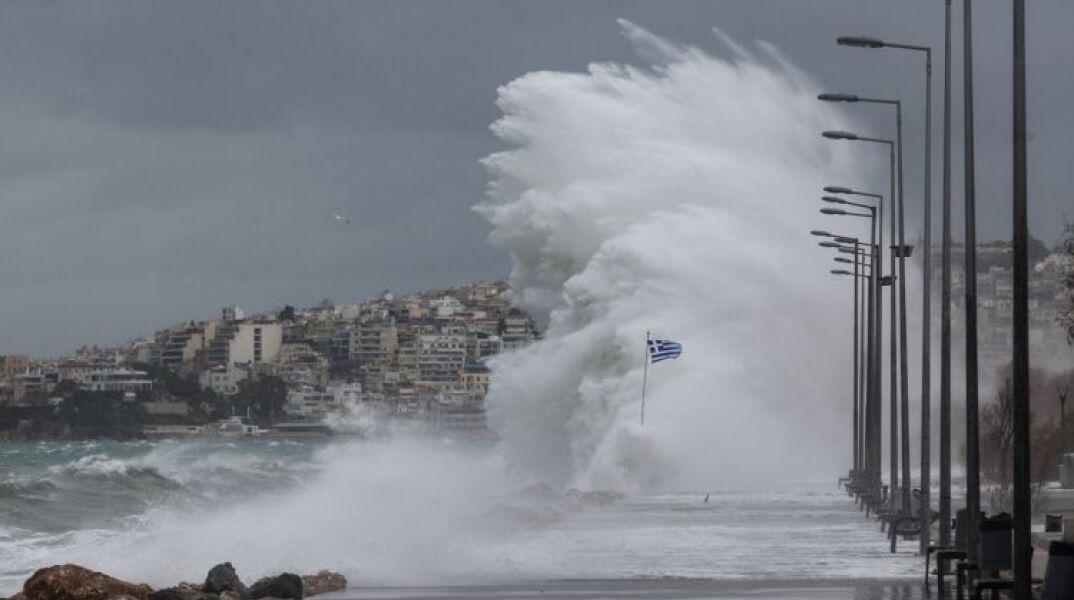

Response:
(978, 512), (1013, 573)
(1042, 541), (1074, 600)
(963, 514), (1015, 600)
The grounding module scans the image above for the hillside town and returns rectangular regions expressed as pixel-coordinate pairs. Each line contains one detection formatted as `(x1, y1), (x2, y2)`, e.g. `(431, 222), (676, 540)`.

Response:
(937, 232), (1074, 370)
(0, 281), (537, 439)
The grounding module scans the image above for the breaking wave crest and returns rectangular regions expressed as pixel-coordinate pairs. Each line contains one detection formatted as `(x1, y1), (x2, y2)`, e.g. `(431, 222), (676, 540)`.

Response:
(477, 20), (875, 492)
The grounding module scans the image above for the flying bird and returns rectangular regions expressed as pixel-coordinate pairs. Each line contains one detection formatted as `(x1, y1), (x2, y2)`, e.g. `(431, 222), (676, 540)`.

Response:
(333, 213), (352, 225)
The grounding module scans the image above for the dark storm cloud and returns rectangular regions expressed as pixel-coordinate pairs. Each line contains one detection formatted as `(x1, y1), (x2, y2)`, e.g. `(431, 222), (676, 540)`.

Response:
(0, 1), (1069, 355)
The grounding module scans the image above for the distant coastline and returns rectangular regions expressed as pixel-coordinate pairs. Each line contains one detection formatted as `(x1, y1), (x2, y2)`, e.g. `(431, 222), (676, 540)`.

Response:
(0, 280), (529, 444)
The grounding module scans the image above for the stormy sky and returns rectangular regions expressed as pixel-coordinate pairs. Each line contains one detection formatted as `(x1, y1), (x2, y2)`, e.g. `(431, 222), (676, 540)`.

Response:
(0, 1), (1070, 356)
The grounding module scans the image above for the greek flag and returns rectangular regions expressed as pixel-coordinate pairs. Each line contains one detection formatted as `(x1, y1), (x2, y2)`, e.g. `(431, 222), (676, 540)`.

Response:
(647, 338), (683, 363)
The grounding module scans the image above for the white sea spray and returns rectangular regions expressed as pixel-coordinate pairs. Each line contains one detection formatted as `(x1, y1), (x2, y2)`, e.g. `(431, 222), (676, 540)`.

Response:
(477, 20), (875, 492)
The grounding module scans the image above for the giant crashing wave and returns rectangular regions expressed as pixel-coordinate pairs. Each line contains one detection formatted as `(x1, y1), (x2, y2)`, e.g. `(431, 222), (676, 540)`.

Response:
(476, 20), (879, 493)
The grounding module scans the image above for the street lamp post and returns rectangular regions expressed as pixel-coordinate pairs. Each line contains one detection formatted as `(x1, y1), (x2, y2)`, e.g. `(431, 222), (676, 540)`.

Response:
(1012, 1), (1031, 596)
(840, 245), (874, 480)
(830, 243), (876, 493)
(962, 0), (982, 568)
(829, 237), (877, 485)
(940, 0), (954, 552)
(820, 95), (913, 518)
(821, 132), (896, 504)
(820, 205), (881, 496)
(832, 245), (862, 482)
(815, 231), (868, 486)
(837, 31), (935, 554)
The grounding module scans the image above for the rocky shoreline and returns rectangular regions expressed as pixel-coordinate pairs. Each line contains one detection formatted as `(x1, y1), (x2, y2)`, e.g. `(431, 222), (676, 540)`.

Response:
(2, 563), (346, 600)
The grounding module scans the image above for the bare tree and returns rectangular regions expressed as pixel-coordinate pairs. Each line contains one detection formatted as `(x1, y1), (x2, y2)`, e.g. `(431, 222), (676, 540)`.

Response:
(981, 378), (1016, 490)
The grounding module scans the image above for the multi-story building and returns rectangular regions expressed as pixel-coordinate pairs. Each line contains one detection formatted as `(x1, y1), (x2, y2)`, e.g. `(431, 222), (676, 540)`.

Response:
(206, 322), (282, 366)
(57, 360), (94, 384)
(81, 368), (154, 394)
(349, 320), (398, 365)
(0, 355), (30, 378)
(501, 313), (536, 351)
(156, 322), (217, 368)
(460, 362), (491, 396)
(417, 334), (466, 383)
(284, 386), (340, 419)
(11, 371), (59, 402)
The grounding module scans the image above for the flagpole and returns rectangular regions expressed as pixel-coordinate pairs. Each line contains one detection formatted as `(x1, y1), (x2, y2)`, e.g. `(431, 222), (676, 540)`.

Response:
(641, 331), (650, 426)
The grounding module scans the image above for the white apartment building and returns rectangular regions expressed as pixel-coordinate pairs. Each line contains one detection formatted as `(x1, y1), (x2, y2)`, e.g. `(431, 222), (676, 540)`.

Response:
(81, 368), (154, 394)
(207, 322), (282, 366)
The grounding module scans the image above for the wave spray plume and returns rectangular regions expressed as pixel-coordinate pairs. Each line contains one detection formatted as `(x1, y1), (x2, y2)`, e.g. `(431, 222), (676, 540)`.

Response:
(478, 20), (876, 492)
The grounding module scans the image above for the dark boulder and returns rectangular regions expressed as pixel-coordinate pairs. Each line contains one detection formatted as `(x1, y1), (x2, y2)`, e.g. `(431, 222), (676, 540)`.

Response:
(149, 583), (217, 600)
(22, 564), (151, 600)
(201, 564), (249, 600)
(249, 574), (302, 600)
(299, 572), (345, 598)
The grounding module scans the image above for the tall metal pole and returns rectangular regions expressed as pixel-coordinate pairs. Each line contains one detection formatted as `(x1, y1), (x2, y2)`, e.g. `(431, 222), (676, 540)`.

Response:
(896, 102), (911, 516)
(874, 203), (884, 498)
(1011, 1), (1031, 596)
(861, 253), (869, 475)
(888, 141), (899, 505)
(962, 0), (981, 566)
(920, 45), (935, 555)
(867, 217), (880, 494)
(854, 242), (861, 476)
(641, 332), (650, 426)
(865, 242), (877, 490)
(939, 0), (953, 549)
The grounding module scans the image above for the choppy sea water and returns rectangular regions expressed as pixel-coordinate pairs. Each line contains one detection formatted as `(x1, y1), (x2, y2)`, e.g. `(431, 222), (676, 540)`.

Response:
(0, 440), (919, 596)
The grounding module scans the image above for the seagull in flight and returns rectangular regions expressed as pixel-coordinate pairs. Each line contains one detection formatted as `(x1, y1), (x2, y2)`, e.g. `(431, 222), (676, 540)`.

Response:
(333, 213), (352, 225)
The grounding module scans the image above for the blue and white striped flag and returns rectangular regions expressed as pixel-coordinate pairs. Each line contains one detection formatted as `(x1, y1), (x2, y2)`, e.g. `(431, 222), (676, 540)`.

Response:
(647, 338), (682, 363)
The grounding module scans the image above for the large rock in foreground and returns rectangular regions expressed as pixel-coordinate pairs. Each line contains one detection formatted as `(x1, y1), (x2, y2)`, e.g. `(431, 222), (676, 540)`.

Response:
(299, 572), (345, 598)
(149, 583), (217, 600)
(249, 574), (302, 600)
(201, 564), (249, 600)
(22, 564), (151, 600)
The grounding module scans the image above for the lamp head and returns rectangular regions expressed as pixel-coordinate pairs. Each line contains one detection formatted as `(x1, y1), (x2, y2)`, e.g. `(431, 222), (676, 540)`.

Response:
(822, 130), (859, 140)
(818, 93), (860, 103)
(820, 207), (847, 215)
(810, 230), (833, 237)
(823, 185), (854, 194)
(837, 35), (885, 48)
